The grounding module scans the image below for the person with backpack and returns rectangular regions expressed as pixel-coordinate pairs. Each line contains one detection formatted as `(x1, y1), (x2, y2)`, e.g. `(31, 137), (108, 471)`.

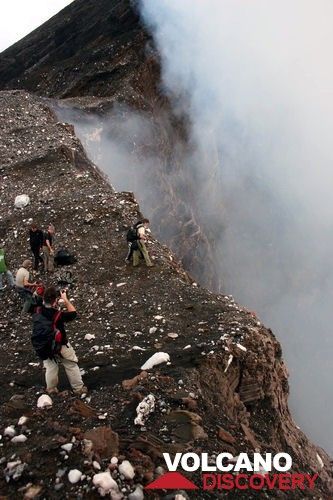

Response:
(29, 223), (44, 272)
(31, 286), (87, 395)
(132, 218), (154, 267)
(125, 220), (143, 265)
(0, 244), (15, 291)
(42, 224), (55, 273)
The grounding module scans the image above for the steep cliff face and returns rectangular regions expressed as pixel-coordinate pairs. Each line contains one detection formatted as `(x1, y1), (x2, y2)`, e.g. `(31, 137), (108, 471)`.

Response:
(0, 0), (221, 291)
(0, 90), (332, 498)
(0, 1), (332, 497)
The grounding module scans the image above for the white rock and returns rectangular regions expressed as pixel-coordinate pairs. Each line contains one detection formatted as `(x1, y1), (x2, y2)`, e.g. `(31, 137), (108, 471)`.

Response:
(110, 456), (118, 465)
(154, 315), (163, 320)
(316, 453), (324, 469)
(141, 352), (170, 370)
(93, 461), (101, 470)
(18, 416), (28, 426)
(149, 327), (157, 334)
(224, 354), (234, 373)
(132, 346), (146, 351)
(84, 334), (95, 341)
(106, 302), (114, 308)
(4, 426), (16, 438)
(168, 333), (179, 339)
(183, 345), (191, 350)
(11, 434), (27, 443)
(128, 485), (144, 500)
(116, 282), (126, 287)
(37, 394), (53, 408)
(61, 443), (73, 453)
(134, 394), (155, 426)
(118, 460), (135, 480)
(93, 471), (119, 495)
(68, 469), (82, 484)
(236, 343), (247, 352)
(14, 194), (30, 209)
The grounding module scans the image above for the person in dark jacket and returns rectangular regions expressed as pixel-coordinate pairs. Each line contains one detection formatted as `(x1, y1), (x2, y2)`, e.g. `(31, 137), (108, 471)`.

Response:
(42, 224), (55, 272)
(38, 286), (87, 395)
(29, 223), (44, 271)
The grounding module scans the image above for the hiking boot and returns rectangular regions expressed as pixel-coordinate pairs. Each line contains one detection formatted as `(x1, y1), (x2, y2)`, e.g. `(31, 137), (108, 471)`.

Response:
(47, 387), (59, 395)
(73, 385), (88, 396)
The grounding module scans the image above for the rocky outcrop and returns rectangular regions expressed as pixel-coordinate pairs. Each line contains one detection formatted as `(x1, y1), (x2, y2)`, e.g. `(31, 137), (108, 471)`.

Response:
(0, 90), (332, 497)
(0, 0), (222, 291)
(0, 0), (151, 101)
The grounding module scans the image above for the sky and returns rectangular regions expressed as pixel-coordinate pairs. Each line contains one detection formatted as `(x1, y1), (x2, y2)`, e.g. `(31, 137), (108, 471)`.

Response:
(0, 0), (73, 52)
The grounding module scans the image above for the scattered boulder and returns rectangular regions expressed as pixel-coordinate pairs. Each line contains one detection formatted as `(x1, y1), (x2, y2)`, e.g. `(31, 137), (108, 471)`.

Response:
(4, 460), (27, 482)
(122, 371), (148, 390)
(22, 484), (43, 499)
(61, 443), (73, 453)
(128, 485), (144, 500)
(134, 394), (155, 426)
(118, 460), (135, 480)
(68, 469), (82, 484)
(14, 194), (30, 208)
(93, 471), (119, 496)
(141, 352), (170, 370)
(166, 410), (208, 442)
(217, 427), (236, 445)
(84, 334), (95, 341)
(181, 397), (198, 411)
(69, 399), (96, 418)
(37, 395), (52, 409)
(84, 427), (119, 458)
(4, 425), (16, 438)
(11, 434), (27, 443)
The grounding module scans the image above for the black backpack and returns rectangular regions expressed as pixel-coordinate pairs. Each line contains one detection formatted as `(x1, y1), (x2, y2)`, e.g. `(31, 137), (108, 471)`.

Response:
(31, 309), (62, 360)
(54, 248), (77, 266)
(126, 221), (143, 243)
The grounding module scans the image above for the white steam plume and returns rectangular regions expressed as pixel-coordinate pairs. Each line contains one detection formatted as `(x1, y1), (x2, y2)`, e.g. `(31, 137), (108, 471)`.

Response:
(140, 0), (333, 454)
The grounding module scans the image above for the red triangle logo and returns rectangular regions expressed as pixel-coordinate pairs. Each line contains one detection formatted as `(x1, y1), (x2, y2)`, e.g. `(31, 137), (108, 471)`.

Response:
(145, 471), (199, 490)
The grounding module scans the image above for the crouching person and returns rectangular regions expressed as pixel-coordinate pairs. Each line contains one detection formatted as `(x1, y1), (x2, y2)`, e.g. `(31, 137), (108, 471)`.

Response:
(31, 286), (87, 395)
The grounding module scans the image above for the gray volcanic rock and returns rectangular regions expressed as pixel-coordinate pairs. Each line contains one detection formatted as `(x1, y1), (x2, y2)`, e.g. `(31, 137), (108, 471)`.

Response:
(0, 90), (332, 497)
(0, 0), (154, 102)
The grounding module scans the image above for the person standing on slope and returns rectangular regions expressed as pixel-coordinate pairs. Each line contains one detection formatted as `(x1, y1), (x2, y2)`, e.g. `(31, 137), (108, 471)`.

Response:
(133, 218), (154, 267)
(31, 286), (87, 395)
(42, 224), (55, 272)
(29, 223), (44, 272)
(0, 244), (15, 291)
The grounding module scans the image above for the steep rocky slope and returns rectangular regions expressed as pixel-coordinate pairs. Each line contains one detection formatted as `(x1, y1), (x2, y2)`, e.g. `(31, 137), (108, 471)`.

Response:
(0, 91), (332, 498)
(0, 0), (150, 101)
(0, 0), (221, 291)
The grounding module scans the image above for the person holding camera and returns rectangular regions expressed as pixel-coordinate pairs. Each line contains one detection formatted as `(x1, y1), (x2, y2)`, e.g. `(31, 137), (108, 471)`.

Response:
(32, 286), (87, 395)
